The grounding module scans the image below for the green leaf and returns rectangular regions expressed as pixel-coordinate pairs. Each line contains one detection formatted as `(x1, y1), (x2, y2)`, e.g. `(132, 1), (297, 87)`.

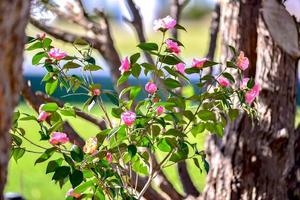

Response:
(63, 61), (81, 69)
(159, 55), (182, 65)
(52, 166), (70, 181)
(165, 129), (185, 137)
(197, 110), (216, 121)
(43, 38), (52, 48)
(70, 170), (84, 188)
(63, 154), (75, 168)
(141, 63), (156, 70)
(131, 63), (141, 78)
(73, 38), (89, 45)
(203, 61), (219, 68)
(229, 109), (239, 121)
(111, 107), (123, 118)
(137, 42), (158, 51)
(130, 53), (140, 63)
(117, 72), (130, 86)
(46, 158), (63, 174)
(202, 157), (209, 174)
(228, 45), (237, 56)
(175, 24), (187, 32)
(41, 103), (59, 112)
(35, 147), (56, 165)
(11, 134), (22, 146)
(84, 56), (96, 65)
(70, 145), (84, 162)
(185, 67), (200, 74)
(215, 123), (224, 137)
(128, 144), (137, 158)
(130, 86), (141, 99)
(104, 91), (119, 106)
(12, 148), (25, 162)
(157, 138), (172, 152)
(191, 123), (205, 137)
(222, 72), (235, 83)
(169, 142), (189, 162)
(164, 78), (181, 89)
(226, 61), (236, 68)
(83, 64), (102, 71)
(193, 158), (203, 174)
(27, 41), (43, 51)
(26, 36), (36, 44)
(73, 179), (95, 194)
(59, 107), (76, 117)
(45, 79), (58, 95)
(247, 78), (255, 89)
(163, 66), (178, 77)
(32, 52), (47, 65)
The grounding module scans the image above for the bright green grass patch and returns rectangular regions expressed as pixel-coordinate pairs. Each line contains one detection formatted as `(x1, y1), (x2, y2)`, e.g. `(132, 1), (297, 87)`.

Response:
(5, 103), (207, 199)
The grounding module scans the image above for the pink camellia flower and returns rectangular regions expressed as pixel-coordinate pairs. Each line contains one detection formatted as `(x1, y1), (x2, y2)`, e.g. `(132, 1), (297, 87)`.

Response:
(121, 111), (136, 126)
(165, 39), (181, 55)
(66, 189), (81, 199)
(48, 48), (67, 60)
(145, 82), (157, 94)
(119, 56), (131, 74)
(37, 111), (50, 122)
(157, 106), (164, 116)
(236, 51), (249, 70)
(153, 15), (177, 31)
(217, 76), (230, 87)
(240, 78), (250, 89)
(192, 58), (209, 69)
(245, 83), (260, 104)
(49, 132), (69, 145)
(92, 88), (101, 96)
(176, 63), (185, 74)
(37, 104), (51, 122)
(83, 137), (98, 155)
(106, 152), (113, 163)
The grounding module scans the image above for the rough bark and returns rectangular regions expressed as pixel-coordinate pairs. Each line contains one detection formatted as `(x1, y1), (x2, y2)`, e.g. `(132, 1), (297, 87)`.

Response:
(0, 0), (30, 199)
(203, 0), (299, 199)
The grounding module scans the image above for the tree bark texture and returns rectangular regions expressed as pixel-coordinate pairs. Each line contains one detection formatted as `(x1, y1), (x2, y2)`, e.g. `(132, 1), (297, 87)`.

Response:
(203, 0), (299, 199)
(0, 0), (30, 199)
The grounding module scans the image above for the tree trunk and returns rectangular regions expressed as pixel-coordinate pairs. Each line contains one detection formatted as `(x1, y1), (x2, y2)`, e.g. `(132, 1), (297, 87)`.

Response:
(0, 1), (30, 199)
(202, 0), (299, 199)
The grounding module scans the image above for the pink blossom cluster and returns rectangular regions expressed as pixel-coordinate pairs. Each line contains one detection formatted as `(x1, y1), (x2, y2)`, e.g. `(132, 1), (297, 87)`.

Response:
(49, 132), (69, 145)
(121, 111), (136, 126)
(153, 16), (177, 31)
(48, 48), (67, 60)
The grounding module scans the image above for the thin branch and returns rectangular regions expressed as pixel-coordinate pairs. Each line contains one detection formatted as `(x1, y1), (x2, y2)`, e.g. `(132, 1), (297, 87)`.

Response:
(29, 17), (95, 45)
(152, 158), (184, 200)
(75, 0), (89, 19)
(125, 0), (154, 65)
(170, 0), (200, 197)
(131, 173), (167, 200)
(171, 0), (190, 39)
